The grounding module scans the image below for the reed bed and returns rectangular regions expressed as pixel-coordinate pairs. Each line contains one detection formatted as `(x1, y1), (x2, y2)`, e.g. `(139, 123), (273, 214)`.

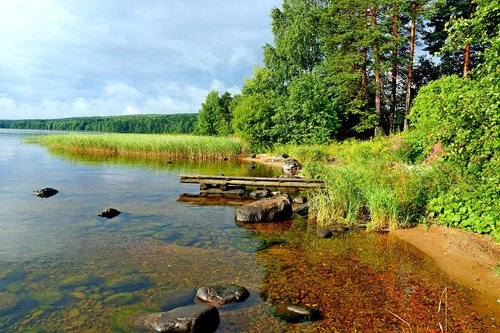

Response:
(27, 133), (244, 160)
(275, 136), (442, 230)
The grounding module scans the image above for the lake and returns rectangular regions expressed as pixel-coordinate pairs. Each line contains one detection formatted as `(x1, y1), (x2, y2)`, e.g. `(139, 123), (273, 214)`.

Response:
(0, 129), (491, 332)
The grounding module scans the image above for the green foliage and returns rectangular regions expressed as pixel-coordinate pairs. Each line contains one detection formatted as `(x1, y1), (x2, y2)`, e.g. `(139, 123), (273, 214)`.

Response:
(272, 70), (340, 145)
(408, 0), (500, 239)
(195, 90), (233, 136)
(0, 114), (197, 134)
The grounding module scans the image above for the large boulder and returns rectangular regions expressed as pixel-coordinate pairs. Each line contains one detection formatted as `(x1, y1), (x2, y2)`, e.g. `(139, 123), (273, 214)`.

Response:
(196, 284), (250, 305)
(145, 304), (219, 333)
(236, 195), (292, 222)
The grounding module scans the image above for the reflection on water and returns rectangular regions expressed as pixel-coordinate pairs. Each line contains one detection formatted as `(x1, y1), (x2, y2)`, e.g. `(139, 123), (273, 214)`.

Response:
(0, 130), (491, 332)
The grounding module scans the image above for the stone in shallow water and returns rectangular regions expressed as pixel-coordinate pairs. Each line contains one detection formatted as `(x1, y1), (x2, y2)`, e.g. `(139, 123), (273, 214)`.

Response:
(236, 195), (292, 222)
(155, 288), (197, 311)
(32, 187), (58, 198)
(145, 304), (219, 333)
(97, 208), (121, 219)
(30, 289), (64, 306)
(270, 304), (321, 323)
(196, 284), (250, 305)
(104, 273), (152, 292)
(58, 273), (101, 289)
(0, 292), (21, 312)
(104, 292), (138, 305)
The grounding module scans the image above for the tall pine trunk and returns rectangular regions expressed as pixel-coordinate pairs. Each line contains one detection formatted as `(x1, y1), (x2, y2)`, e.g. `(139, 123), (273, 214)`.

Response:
(463, 0), (473, 78)
(390, 1), (399, 133)
(371, 4), (382, 136)
(404, 1), (417, 131)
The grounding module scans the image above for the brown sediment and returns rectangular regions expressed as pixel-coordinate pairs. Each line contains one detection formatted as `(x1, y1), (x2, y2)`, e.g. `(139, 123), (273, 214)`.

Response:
(392, 225), (500, 330)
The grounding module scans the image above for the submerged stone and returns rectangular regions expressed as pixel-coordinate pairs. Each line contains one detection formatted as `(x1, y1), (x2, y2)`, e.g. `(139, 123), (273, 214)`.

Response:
(32, 187), (59, 198)
(0, 292), (21, 313)
(104, 292), (138, 305)
(145, 304), (219, 333)
(58, 273), (101, 289)
(97, 208), (121, 219)
(270, 304), (321, 323)
(104, 273), (152, 292)
(249, 189), (271, 199)
(196, 284), (250, 305)
(155, 288), (197, 311)
(1, 267), (27, 283)
(30, 289), (64, 305)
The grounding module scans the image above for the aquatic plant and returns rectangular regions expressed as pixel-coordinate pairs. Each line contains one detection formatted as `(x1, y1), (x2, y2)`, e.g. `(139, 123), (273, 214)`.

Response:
(27, 133), (245, 160)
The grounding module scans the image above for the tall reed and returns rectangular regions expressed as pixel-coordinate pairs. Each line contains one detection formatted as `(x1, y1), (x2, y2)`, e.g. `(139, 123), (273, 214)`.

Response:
(277, 136), (440, 230)
(27, 133), (245, 160)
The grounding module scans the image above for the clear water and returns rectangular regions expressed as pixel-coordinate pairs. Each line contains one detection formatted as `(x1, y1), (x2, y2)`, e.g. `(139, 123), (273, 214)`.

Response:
(0, 129), (491, 332)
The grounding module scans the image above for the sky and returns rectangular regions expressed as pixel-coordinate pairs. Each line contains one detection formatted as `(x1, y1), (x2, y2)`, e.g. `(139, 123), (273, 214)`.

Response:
(0, 0), (281, 120)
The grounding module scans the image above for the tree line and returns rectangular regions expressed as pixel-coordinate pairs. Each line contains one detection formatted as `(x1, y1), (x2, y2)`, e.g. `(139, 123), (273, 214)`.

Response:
(0, 114), (197, 134)
(195, 0), (490, 147)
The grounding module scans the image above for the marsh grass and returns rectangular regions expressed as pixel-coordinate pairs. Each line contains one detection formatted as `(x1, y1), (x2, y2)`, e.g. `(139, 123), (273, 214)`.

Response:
(276, 136), (440, 230)
(27, 133), (245, 160)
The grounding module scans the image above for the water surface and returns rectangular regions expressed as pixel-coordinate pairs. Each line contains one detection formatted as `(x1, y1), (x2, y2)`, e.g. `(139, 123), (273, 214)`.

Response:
(0, 129), (491, 332)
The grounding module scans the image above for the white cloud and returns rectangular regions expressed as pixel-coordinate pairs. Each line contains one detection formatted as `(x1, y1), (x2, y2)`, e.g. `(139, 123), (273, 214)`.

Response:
(0, 0), (281, 120)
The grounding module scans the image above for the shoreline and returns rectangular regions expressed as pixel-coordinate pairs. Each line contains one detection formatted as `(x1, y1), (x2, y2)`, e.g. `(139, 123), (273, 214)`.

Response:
(248, 154), (499, 329)
(391, 225), (500, 329)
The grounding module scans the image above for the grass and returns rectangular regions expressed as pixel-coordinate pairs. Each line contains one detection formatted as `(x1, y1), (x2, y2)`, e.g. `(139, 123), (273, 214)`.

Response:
(27, 133), (245, 160)
(275, 136), (443, 230)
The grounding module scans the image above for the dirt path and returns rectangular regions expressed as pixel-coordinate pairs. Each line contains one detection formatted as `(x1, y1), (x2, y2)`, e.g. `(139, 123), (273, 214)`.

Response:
(392, 225), (500, 331)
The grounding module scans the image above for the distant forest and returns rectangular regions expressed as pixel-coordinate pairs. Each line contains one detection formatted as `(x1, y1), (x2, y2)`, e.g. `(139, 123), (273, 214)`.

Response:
(0, 114), (197, 134)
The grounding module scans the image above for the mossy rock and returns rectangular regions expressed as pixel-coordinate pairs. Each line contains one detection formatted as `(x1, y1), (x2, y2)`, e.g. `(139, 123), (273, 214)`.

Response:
(151, 230), (182, 242)
(0, 267), (27, 283)
(109, 306), (157, 333)
(30, 289), (64, 306)
(103, 274), (153, 292)
(0, 292), (21, 313)
(58, 273), (101, 289)
(104, 293), (138, 306)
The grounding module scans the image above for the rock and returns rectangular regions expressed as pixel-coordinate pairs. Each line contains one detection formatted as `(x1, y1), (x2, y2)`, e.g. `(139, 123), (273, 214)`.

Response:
(236, 195), (292, 222)
(249, 154), (256, 159)
(97, 208), (121, 219)
(293, 203), (309, 216)
(58, 273), (101, 289)
(32, 188), (58, 198)
(104, 292), (138, 305)
(276, 153), (288, 159)
(246, 164), (256, 170)
(271, 304), (320, 323)
(196, 284), (250, 305)
(30, 289), (64, 305)
(316, 228), (332, 238)
(328, 226), (350, 234)
(0, 292), (20, 312)
(155, 289), (197, 311)
(104, 273), (152, 292)
(292, 196), (307, 204)
(282, 159), (302, 175)
(145, 304), (219, 333)
(249, 189), (271, 199)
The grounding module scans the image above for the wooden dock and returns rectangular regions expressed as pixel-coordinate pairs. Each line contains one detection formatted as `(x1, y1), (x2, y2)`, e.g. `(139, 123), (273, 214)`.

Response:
(179, 174), (325, 189)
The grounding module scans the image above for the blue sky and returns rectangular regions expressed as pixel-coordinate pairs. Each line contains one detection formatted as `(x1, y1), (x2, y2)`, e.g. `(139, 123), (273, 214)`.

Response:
(0, 0), (281, 119)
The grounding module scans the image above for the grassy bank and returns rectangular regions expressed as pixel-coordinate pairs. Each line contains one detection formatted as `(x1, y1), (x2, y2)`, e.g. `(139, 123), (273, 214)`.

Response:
(27, 133), (245, 160)
(274, 136), (447, 231)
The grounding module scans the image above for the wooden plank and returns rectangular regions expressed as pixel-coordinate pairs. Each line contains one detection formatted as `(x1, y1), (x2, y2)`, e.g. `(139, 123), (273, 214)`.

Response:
(179, 174), (324, 188)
